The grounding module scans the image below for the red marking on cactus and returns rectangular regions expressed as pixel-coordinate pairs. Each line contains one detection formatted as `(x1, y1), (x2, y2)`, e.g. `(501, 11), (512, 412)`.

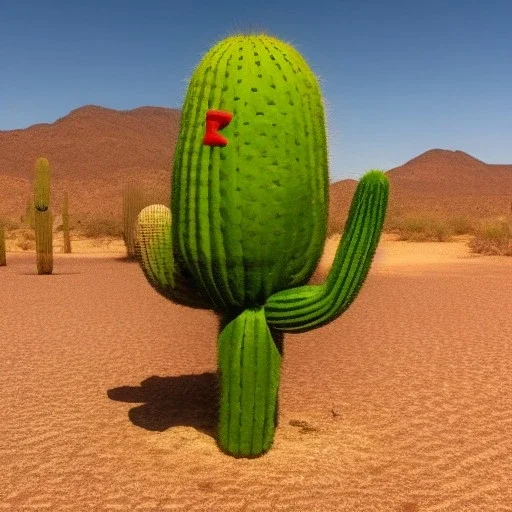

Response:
(203, 109), (233, 146)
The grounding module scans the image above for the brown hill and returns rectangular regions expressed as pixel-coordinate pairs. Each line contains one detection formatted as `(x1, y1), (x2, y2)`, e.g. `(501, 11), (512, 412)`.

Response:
(384, 149), (512, 219)
(0, 106), (511, 230)
(0, 106), (180, 222)
(0, 105), (181, 181)
(327, 149), (512, 232)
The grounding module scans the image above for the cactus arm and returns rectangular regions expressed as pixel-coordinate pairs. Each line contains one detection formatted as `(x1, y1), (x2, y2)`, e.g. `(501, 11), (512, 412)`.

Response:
(264, 170), (389, 332)
(136, 204), (212, 310)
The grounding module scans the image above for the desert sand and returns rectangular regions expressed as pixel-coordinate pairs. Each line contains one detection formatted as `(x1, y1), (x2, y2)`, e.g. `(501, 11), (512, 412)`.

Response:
(1, 238), (511, 511)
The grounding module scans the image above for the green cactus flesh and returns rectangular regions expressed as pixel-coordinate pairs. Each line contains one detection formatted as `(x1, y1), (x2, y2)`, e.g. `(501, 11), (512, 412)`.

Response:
(265, 170), (389, 332)
(34, 158), (50, 212)
(171, 34), (329, 310)
(136, 34), (389, 458)
(35, 208), (53, 274)
(218, 307), (281, 456)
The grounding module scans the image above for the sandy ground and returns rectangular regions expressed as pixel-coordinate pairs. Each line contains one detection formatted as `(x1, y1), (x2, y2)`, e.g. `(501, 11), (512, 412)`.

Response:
(1, 237), (511, 511)
(312, 233), (512, 280)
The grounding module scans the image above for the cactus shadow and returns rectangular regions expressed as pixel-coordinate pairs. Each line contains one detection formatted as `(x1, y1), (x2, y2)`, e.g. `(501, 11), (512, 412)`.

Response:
(18, 271), (82, 275)
(113, 256), (138, 263)
(107, 372), (219, 439)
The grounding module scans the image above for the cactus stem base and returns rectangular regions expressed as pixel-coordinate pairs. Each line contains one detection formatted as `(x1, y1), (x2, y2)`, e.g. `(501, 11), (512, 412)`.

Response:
(217, 307), (282, 457)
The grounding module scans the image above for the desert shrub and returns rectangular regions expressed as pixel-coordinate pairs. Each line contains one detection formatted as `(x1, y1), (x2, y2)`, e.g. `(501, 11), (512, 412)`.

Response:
(382, 214), (403, 233)
(387, 215), (453, 242)
(445, 216), (476, 235)
(326, 219), (346, 239)
(78, 215), (123, 238)
(0, 217), (21, 231)
(17, 239), (36, 251)
(22, 230), (36, 241)
(468, 218), (512, 256)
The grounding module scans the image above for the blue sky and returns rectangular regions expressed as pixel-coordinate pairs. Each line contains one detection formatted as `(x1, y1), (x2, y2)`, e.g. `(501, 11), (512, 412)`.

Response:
(1, 0), (510, 181)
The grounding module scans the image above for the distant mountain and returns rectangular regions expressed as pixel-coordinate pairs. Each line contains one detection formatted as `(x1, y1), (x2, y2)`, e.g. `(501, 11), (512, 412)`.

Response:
(0, 106), (511, 226)
(0, 105), (180, 181)
(0, 105), (180, 219)
(383, 149), (512, 219)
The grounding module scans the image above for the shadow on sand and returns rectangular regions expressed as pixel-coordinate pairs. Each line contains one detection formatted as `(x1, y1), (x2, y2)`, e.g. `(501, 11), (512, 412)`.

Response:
(107, 372), (219, 440)
(112, 256), (139, 263)
(18, 271), (82, 275)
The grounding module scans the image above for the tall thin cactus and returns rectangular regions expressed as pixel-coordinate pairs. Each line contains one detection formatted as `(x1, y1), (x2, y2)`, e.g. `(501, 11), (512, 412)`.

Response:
(122, 179), (146, 259)
(0, 222), (6, 266)
(34, 157), (53, 274)
(62, 191), (71, 253)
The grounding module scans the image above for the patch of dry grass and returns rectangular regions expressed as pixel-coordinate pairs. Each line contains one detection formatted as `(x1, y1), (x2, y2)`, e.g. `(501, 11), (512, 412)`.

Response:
(468, 217), (512, 256)
(3, 211), (512, 257)
(383, 213), (511, 256)
(383, 214), (481, 241)
(386, 215), (454, 242)
(75, 214), (123, 239)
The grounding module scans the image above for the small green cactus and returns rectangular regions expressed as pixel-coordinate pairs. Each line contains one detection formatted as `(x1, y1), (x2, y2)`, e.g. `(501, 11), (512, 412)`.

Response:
(136, 34), (389, 458)
(62, 191), (71, 253)
(34, 157), (53, 274)
(0, 222), (6, 266)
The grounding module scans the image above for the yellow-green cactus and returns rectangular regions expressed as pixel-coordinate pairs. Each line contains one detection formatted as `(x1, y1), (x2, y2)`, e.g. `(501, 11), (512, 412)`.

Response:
(34, 157), (50, 212)
(136, 33), (389, 458)
(34, 157), (53, 274)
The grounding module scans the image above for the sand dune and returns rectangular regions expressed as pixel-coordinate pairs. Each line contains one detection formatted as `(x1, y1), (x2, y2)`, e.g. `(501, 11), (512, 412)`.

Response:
(1, 241), (510, 511)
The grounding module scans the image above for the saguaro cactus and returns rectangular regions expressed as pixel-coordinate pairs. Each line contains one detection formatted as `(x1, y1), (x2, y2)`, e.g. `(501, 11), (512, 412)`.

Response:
(123, 179), (146, 259)
(0, 222), (6, 266)
(34, 157), (53, 274)
(62, 191), (71, 253)
(136, 34), (389, 458)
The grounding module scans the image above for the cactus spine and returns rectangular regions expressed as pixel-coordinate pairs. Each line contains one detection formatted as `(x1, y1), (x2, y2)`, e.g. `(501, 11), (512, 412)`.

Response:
(62, 191), (71, 253)
(136, 34), (389, 457)
(123, 179), (146, 259)
(0, 222), (6, 266)
(34, 157), (53, 274)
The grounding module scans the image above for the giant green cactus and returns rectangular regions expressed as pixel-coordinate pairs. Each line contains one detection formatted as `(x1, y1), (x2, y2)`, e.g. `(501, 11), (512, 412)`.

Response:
(136, 34), (389, 458)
